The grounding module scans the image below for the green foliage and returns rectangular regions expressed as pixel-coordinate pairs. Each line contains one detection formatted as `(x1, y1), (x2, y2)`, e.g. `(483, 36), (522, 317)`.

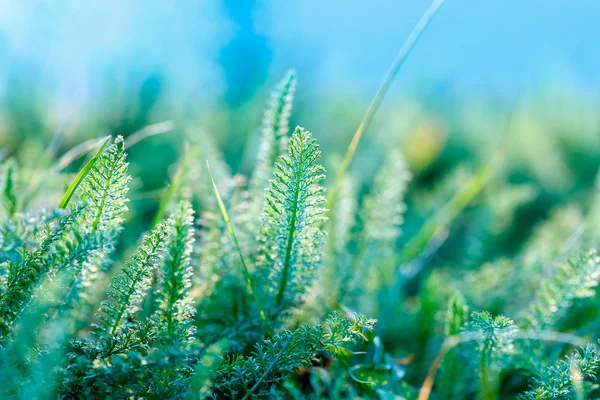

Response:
(58, 136), (110, 210)
(465, 312), (518, 372)
(74, 135), (129, 235)
(521, 250), (600, 330)
(58, 202), (198, 399)
(94, 219), (171, 354)
(438, 292), (469, 399)
(0, 114), (376, 398)
(360, 151), (410, 255)
(464, 312), (517, 354)
(153, 200), (196, 343)
(4, 73), (600, 400)
(445, 292), (468, 337)
(62, 135), (130, 329)
(1, 159), (18, 218)
(0, 206), (82, 339)
(250, 69), (297, 204)
(255, 126), (327, 315)
(347, 150), (410, 309)
(521, 344), (600, 400)
(211, 312), (375, 399)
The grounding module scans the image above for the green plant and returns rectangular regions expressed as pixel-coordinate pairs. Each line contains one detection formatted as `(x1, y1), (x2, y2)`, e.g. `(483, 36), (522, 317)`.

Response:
(0, 104), (375, 398)
(521, 343), (600, 400)
(3, 68), (600, 400)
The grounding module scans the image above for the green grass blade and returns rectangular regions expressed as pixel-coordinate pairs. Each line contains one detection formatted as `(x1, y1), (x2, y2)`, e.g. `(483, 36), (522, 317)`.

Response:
(151, 143), (198, 229)
(58, 136), (111, 209)
(206, 161), (271, 334)
(395, 91), (522, 268)
(55, 137), (108, 172)
(2, 159), (18, 217)
(397, 151), (503, 267)
(325, 0), (445, 214)
(125, 121), (175, 148)
(21, 120), (73, 207)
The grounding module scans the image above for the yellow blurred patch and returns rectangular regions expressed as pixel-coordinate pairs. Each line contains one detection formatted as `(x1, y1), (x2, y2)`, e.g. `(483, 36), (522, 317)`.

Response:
(402, 117), (448, 173)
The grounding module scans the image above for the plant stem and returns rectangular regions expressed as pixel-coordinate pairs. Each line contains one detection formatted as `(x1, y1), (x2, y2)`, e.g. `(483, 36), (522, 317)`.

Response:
(206, 161), (272, 335)
(325, 0), (446, 214)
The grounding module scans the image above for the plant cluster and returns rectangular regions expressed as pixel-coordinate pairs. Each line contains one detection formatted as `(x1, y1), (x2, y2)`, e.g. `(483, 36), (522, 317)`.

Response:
(2, 71), (600, 400)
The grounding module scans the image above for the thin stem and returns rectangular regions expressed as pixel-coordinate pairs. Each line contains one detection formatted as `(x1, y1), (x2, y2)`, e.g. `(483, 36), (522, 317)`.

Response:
(125, 120), (175, 148)
(206, 161), (271, 335)
(417, 331), (589, 400)
(480, 341), (492, 400)
(325, 0), (445, 214)
(58, 136), (111, 210)
(151, 143), (197, 230)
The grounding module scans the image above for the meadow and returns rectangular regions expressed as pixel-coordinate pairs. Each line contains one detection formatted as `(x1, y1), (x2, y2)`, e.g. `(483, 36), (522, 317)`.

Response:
(3, 3), (600, 399)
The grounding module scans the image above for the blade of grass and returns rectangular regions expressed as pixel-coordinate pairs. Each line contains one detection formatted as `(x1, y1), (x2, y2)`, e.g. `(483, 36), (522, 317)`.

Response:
(394, 88), (524, 268)
(206, 161), (271, 334)
(22, 118), (72, 206)
(22, 136), (108, 207)
(150, 143), (198, 229)
(125, 121), (175, 148)
(396, 151), (503, 267)
(378, 228), (449, 333)
(58, 136), (111, 209)
(325, 0), (445, 214)
(2, 159), (17, 218)
(55, 137), (109, 172)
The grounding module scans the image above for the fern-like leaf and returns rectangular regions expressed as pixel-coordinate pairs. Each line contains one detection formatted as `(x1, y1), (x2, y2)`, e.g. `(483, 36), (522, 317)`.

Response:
(346, 150), (410, 304)
(0, 207), (81, 339)
(521, 343), (600, 400)
(250, 70), (297, 202)
(144, 201), (198, 400)
(211, 311), (375, 399)
(153, 200), (195, 342)
(255, 126), (327, 314)
(464, 311), (518, 399)
(75, 135), (130, 235)
(360, 150), (410, 251)
(521, 250), (600, 330)
(60, 135), (130, 330)
(95, 219), (171, 355)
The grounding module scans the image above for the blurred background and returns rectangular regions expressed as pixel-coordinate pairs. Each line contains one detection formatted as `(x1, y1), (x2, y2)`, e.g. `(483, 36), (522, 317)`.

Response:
(1, 0), (600, 256)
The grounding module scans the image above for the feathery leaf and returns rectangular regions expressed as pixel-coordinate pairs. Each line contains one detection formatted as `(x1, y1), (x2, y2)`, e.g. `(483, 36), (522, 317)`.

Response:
(250, 70), (297, 203)
(255, 126), (327, 314)
(95, 218), (171, 354)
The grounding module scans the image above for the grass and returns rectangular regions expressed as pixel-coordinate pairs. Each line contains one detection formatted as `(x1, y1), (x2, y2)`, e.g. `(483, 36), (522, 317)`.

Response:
(2, 1), (600, 398)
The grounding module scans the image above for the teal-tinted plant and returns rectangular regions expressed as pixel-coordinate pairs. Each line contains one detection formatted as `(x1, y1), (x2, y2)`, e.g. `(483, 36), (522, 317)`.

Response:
(521, 250), (600, 330)
(438, 292), (469, 399)
(211, 312), (375, 399)
(4, 62), (600, 400)
(255, 126), (327, 317)
(464, 312), (518, 400)
(249, 69), (297, 206)
(0, 118), (377, 399)
(521, 343), (600, 400)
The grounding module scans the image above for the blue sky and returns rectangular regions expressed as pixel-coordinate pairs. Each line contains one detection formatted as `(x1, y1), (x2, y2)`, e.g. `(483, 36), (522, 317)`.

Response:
(1, 0), (599, 106)
(263, 0), (600, 97)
